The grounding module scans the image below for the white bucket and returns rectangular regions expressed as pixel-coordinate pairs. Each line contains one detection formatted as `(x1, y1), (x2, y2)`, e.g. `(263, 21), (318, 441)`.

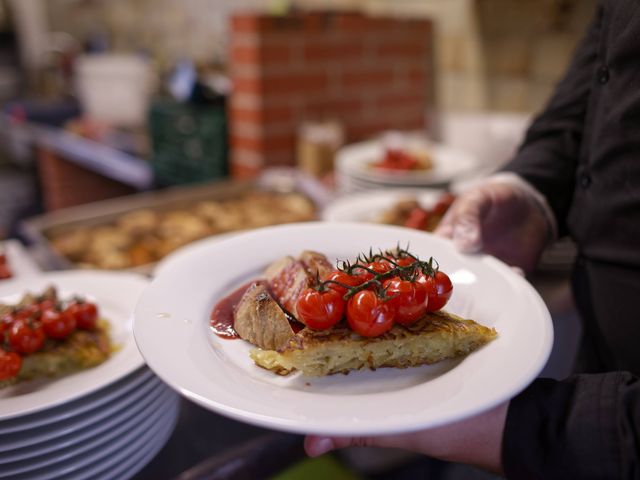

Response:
(75, 54), (156, 127)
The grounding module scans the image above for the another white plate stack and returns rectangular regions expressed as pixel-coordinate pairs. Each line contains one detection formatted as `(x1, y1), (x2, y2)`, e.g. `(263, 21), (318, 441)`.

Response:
(335, 134), (480, 194)
(0, 272), (180, 480)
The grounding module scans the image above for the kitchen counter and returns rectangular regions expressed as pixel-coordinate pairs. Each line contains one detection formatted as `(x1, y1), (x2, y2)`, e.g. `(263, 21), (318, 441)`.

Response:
(0, 114), (153, 190)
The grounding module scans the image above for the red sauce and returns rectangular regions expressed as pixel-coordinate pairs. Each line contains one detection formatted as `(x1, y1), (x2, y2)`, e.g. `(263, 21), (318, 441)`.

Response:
(210, 281), (259, 339)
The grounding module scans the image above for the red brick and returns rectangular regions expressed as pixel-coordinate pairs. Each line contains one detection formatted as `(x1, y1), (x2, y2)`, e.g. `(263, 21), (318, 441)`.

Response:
(231, 161), (262, 179)
(230, 45), (261, 64)
(232, 75), (263, 94)
(341, 70), (395, 89)
(303, 42), (364, 62)
(231, 133), (295, 153)
(334, 13), (369, 32)
(231, 134), (262, 153)
(262, 72), (329, 95)
(231, 15), (264, 34)
(376, 42), (428, 59)
(375, 93), (426, 110)
(262, 43), (293, 64)
(229, 104), (293, 124)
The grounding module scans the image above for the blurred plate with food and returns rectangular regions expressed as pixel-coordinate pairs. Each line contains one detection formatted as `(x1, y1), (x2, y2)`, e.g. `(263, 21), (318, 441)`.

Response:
(323, 188), (455, 232)
(0, 271), (148, 419)
(336, 132), (479, 189)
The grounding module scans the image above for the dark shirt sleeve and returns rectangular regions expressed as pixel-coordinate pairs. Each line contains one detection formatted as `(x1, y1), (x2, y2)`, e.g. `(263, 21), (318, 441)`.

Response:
(503, 372), (640, 479)
(501, 4), (602, 235)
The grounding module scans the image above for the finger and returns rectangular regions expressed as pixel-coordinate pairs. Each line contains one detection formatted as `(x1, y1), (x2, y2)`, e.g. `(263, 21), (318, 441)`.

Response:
(304, 436), (335, 457)
(304, 435), (380, 457)
(510, 266), (525, 277)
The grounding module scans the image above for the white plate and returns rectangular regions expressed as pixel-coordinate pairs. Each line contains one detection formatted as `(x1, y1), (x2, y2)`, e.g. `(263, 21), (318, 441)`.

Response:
(0, 384), (176, 477)
(0, 367), (153, 435)
(337, 138), (479, 187)
(8, 391), (178, 480)
(0, 271), (148, 420)
(134, 222), (553, 436)
(0, 376), (165, 457)
(323, 188), (445, 224)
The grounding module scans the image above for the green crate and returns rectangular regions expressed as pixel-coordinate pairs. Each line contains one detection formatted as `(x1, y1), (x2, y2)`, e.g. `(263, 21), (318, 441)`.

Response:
(149, 99), (228, 186)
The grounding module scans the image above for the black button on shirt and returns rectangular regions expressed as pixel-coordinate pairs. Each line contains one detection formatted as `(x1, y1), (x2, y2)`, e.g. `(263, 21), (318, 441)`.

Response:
(597, 65), (610, 84)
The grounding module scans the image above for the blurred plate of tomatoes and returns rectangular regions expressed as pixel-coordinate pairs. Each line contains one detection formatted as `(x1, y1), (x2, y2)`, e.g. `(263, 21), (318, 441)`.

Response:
(0, 271), (148, 419)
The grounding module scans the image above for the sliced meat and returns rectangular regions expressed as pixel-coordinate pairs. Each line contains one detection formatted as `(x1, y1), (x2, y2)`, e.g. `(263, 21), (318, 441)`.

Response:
(299, 250), (333, 280)
(264, 256), (311, 322)
(234, 282), (295, 351)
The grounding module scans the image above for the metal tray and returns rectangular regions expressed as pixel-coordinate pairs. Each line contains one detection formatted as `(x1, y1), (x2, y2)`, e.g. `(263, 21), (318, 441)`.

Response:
(21, 168), (332, 275)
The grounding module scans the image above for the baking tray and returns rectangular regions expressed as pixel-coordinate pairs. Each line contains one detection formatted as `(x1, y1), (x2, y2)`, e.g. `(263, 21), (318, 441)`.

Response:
(20, 168), (332, 275)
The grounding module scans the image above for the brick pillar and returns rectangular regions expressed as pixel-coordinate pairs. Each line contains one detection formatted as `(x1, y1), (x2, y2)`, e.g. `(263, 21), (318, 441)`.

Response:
(228, 12), (434, 178)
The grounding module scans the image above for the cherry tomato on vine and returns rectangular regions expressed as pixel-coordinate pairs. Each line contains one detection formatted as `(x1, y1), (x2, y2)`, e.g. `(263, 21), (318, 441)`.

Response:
(296, 288), (345, 330)
(65, 302), (98, 330)
(0, 349), (21, 381)
(383, 277), (428, 325)
(392, 256), (417, 268)
(353, 261), (392, 282)
(324, 270), (363, 296)
(9, 320), (45, 354)
(13, 304), (41, 322)
(38, 299), (57, 312)
(423, 271), (453, 312)
(42, 309), (76, 339)
(346, 290), (396, 337)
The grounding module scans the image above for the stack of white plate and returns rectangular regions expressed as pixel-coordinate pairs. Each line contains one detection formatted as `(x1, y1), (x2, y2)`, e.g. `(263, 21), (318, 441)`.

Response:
(335, 134), (479, 194)
(0, 271), (180, 480)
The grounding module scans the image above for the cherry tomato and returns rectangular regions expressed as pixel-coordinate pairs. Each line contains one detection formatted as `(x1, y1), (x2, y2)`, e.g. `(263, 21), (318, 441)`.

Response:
(383, 277), (427, 325)
(373, 149), (419, 171)
(42, 309), (76, 339)
(324, 270), (363, 296)
(404, 207), (430, 230)
(65, 302), (98, 330)
(0, 349), (21, 380)
(392, 256), (417, 268)
(423, 271), (453, 312)
(352, 261), (392, 282)
(296, 288), (345, 330)
(9, 320), (45, 354)
(433, 193), (455, 216)
(38, 299), (57, 312)
(0, 264), (11, 280)
(13, 304), (41, 322)
(346, 290), (396, 337)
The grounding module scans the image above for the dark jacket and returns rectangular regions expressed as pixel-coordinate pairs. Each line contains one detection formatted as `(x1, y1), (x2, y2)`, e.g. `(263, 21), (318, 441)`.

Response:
(501, 1), (640, 477)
